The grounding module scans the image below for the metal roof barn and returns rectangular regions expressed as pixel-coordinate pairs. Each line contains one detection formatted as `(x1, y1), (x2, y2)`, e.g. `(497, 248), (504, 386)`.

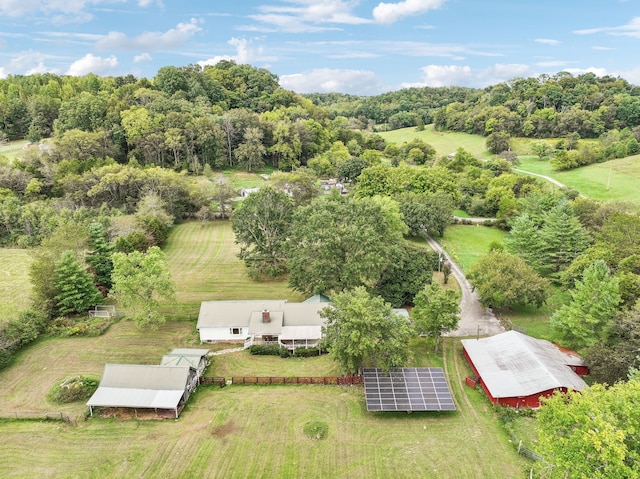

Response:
(87, 364), (197, 418)
(461, 331), (588, 408)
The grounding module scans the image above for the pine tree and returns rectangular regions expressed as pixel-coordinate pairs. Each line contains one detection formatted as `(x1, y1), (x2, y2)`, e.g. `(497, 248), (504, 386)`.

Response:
(86, 222), (114, 293)
(550, 260), (621, 349)
(54, 250), (103, 316)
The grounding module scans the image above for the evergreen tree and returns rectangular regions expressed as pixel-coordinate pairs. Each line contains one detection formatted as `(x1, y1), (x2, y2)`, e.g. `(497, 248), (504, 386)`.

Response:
(504, 214), (545, 273)
(550, 260), (621, 349)
(539, 201), (591, 279)
(86, 222), (114, 294)
(54, 250), (103, 316)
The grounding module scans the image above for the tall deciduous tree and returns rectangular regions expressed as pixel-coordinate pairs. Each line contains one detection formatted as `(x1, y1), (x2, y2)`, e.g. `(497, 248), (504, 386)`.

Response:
(231, 187), (293, 277)
(235, 127), (266, 172)
(468, 250), (550, 309)
(536, 381), (640, 479)
(412, 283), (460, 352)
(109, 246), (175, 328)
(550, 260), (621, 350)
(54, 250), (103, 316)
(372, 242), (438, 307)
(288, 194), (407, 295)
(321, 287), (413, 375)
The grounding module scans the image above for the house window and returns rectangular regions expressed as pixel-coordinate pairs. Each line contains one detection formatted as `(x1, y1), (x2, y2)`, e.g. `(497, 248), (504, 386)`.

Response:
(230, 328), (242, 335)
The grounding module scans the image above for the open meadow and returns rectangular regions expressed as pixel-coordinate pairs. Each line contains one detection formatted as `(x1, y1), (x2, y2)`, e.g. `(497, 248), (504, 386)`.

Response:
(439, 225), (507, 272)
(378, 125), (490, 159)
(0, 220), (532, 478)
(0, 248), (33, 320)
(516, 155), (640, 210)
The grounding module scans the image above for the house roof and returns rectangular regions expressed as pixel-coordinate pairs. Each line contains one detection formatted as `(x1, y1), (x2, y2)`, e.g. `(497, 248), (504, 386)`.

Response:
(303, 294), (331, 303)
(197, 300), (286, 328)
(461, 331), (587, 399)
(87, 364), (192, 410)
(280, 325), (322, 340)
(160, 348), (210, 368)
(196, 300), (326, 331)
(248, 311), (284, 335)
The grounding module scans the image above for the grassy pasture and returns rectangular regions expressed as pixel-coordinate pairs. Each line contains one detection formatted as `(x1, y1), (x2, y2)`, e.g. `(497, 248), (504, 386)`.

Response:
(378, 125), (490, 159)
(0, 249), (33, 320)
(163, 221), (304, 319)
(439, 225), (507, 272)
(516, 155), (640, 210)
(0, 338), (529, 479)
(0, 139), (30, 164)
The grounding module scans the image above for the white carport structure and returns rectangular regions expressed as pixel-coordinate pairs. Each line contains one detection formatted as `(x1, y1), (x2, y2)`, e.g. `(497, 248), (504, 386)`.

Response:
(87, 364), (196, 419)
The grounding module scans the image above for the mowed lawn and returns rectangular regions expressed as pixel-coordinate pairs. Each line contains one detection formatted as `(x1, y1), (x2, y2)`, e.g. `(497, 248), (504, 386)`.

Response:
(439, 225), (507, 272)
(0, 337), (529, 479)
(0, 220), (530, 478)
(0, 248), (33, 320)
(163, 220), (305, 319)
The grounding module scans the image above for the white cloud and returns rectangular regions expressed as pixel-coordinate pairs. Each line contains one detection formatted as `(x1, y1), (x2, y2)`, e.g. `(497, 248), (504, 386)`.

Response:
(573, 17), (640, 38)
(372, 0), (445, 24)
(0, 50), (58, 78)
(279, 68), (385, 95)
(0, 0), (121, 21)
(133, 52), (152, 63)
(198, 37), (274, 68)
(66, 53), (118, 76)
(536, 60), (567, 68)
(95, 18), (201, 51)
(592, 46), (614, 51)
(245, 0), (370, 33)
(534, 38), (561, 46)
(406, 63), (532, 88)
(563, 66), (609, 77)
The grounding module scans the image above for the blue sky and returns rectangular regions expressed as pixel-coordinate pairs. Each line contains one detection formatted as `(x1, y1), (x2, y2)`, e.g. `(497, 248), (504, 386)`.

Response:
(1, 0), (639, 95)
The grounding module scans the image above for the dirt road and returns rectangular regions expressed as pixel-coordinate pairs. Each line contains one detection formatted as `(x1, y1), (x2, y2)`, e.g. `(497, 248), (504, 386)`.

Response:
(425, 236), (504, 337)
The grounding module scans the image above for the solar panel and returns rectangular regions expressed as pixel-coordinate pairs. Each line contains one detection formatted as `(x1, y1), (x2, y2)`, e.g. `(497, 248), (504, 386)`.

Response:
(363, 367), (456, 412)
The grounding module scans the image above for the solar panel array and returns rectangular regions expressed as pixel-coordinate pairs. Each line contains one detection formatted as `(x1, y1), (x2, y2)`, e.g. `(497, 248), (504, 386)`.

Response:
(363, 367), (456, 412)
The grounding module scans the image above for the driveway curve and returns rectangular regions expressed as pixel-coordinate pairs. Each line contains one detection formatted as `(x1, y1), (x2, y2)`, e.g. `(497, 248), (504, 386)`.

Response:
(425, 236), (504, 337)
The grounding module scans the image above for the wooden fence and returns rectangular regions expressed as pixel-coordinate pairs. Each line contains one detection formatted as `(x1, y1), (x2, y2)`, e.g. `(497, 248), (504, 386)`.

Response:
(0, 411), (77, 426)
(230, 376), (363, 385)
(199, 376), (226, 387)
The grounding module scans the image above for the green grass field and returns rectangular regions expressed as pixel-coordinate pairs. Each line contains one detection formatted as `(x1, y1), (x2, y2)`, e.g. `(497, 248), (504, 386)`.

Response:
(0, 139), (30, 164)
(0, 220), (531, 478)
(439, 225), (507, 272)
(516, 155), (640, 210)
(0, 337), (529, 479)
(378, 125), (491, 159)
(0, 249), (33, 320)
(163, 221), (305, 319)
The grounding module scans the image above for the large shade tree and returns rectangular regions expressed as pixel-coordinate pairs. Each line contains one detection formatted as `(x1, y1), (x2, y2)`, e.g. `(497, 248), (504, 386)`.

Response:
(467, 250), (550, 309)
(320, 287), (413, 375)
(288, 194), (407, 295)
(109, 246), (175, 328)
(231, 187), (294, 278)
(412, 283), (460, 352)
(536, 380), (640, 479)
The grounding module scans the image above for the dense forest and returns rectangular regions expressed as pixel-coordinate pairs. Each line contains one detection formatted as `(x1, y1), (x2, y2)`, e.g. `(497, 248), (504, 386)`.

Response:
(1, 63), (640, 394)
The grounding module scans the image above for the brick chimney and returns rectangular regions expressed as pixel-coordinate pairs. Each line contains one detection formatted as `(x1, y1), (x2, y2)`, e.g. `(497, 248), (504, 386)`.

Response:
(262, 309), (270, 323)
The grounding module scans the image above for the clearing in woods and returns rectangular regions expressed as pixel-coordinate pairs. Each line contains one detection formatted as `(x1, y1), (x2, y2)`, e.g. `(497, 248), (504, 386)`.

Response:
(0, 249), (32, 320)
(0, 220), (531, 478)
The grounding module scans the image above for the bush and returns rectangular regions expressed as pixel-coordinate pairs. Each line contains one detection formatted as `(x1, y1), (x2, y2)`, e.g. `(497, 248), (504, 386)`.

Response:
(0, 309), (47, 372)
(48, 376), (99, 404)
(249, 344), (290, 357)
(293, 347), (323, 357)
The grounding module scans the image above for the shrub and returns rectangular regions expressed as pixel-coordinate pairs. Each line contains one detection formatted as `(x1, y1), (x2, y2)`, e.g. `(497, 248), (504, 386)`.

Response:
(293, 347), (323, 357)
(249, 344), (289, 357)
(48, 376), (99, 404)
